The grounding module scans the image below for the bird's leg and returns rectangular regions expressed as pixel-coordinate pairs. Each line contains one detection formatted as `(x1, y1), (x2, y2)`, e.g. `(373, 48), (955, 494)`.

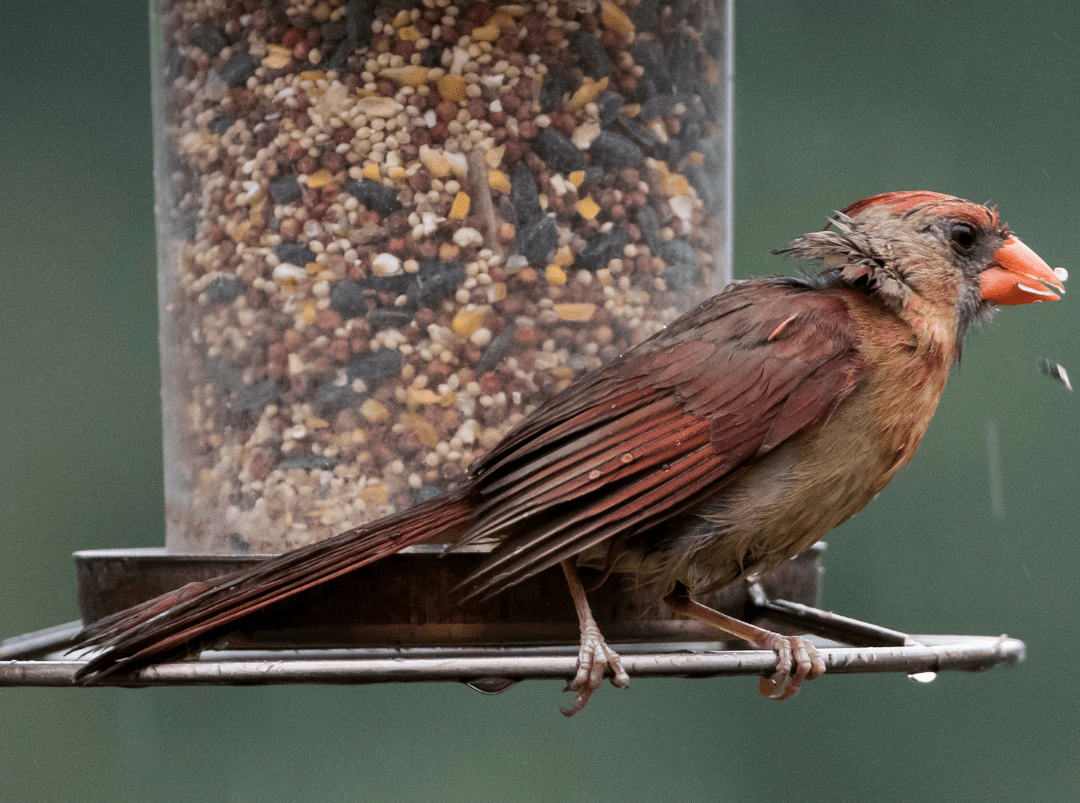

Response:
(560, 559), (630, 716)
(663, 584), (825, 700)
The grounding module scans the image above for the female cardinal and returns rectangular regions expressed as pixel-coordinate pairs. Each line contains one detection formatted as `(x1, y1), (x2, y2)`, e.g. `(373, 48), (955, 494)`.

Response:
(73, 191), (1064, 714)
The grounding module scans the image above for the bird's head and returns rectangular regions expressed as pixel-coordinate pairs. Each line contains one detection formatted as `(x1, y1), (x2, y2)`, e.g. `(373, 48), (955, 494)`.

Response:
(780, 191), (1065, 344)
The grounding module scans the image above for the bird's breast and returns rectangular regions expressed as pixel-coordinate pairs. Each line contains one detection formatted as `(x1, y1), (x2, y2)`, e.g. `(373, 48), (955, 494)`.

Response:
(629, 351), (952, 593)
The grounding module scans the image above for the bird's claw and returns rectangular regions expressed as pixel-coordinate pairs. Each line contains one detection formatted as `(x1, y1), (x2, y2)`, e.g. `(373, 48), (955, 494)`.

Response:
(755, 634), (825, 701)
(561, 623), (630, 717)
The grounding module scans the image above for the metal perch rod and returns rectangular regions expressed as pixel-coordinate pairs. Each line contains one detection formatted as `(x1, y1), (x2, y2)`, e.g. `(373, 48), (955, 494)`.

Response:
(0, 633), (1024, 688)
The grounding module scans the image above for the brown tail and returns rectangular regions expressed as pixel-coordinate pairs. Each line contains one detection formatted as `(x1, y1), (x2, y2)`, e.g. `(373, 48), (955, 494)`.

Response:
(72, 492), (473, 683)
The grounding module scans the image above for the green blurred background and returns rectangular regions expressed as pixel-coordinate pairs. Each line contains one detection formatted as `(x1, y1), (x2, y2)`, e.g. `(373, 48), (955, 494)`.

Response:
(2, 1), (1078, 800)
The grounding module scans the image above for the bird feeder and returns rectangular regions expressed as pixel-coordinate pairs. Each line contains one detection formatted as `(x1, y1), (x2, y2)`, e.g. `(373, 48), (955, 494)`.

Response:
(154, 0), (734, 555)
(0, 0), (1024, 693)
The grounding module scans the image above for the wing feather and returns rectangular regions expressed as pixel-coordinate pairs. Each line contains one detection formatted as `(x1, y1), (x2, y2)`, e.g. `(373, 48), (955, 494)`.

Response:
(458, 279), (868, 598)
(464, 446), (725, 596)
(466, 399), (705, 542)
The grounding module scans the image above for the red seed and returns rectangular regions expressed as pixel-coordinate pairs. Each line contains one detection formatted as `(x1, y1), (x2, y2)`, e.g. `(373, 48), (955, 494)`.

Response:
(466, 3), (491, 23)
(514, 324), (538, 346)
(329, 338), (350, 362)
(316, 308), (342, 330)
(321, 151), (345, 172)
(283, 329), (304, 351)
(408, 169), (432, 192)
(551, 112), (575, 136)
(435, 100), (458, 122)
(478, 371), (501, 394)
(467, 98), (487, 119)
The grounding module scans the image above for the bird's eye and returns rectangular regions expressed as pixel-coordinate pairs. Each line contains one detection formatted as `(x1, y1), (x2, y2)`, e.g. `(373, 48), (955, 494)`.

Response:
(949, 222), (977, 253)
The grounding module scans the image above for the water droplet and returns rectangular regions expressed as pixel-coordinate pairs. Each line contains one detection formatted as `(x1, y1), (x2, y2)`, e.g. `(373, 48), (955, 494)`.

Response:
(661, 463), (671, 471)
(620, 452), (633, 464)
(908, 671), (937, 684)
(1040, 358), (1073, 391)
(464, 677), (518, 695)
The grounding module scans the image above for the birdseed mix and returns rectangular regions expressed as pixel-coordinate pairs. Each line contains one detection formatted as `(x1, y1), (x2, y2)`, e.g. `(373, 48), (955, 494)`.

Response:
(155, 0), (730, 552)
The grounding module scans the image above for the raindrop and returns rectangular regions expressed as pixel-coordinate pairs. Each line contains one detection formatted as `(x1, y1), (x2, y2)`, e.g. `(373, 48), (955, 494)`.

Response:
(986, 420), (1004, 520)
(1040, 358), (1072, 391)
(908, 671), (937, 684)
(464, 677), (518, 695)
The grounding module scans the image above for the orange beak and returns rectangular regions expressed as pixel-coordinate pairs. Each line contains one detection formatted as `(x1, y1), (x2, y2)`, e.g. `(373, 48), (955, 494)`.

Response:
(980, 237), (1066, 305)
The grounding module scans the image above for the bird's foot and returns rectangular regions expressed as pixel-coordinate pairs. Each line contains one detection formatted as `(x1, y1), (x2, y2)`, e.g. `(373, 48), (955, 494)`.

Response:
(663, 588), (826, 701)
(753, 633), (825, 701)
(561, 622), (630, 717)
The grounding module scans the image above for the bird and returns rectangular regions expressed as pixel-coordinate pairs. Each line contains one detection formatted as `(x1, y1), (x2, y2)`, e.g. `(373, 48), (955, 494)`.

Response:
(71, 191), (1064, 714)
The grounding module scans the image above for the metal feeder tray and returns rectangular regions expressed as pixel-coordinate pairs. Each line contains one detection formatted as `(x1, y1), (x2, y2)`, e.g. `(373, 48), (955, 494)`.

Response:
(0, 542), (1025, 690)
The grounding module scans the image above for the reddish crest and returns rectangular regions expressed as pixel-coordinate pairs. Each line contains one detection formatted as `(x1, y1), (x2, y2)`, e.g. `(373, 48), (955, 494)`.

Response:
(841, 191), (956, 216)
(839, 191), (1001, 230)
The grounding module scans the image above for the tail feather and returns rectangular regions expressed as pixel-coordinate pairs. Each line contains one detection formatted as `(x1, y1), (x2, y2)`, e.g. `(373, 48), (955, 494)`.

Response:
(72, 493), (472, 684)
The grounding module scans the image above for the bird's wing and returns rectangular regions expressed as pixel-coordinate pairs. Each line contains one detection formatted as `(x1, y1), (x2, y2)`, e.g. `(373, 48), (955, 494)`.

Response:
(459, 278), (868, 598)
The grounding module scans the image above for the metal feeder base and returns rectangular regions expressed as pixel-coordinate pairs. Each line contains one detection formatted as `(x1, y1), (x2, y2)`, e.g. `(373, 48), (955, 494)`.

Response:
(0, 541), (1025, 690)
(71, 543), (824, 649)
